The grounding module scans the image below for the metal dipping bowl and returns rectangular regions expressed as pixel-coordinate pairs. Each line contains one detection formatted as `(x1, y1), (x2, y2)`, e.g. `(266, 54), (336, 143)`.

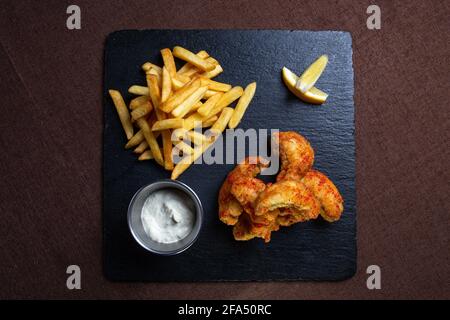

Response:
(127, 179), (203, 255)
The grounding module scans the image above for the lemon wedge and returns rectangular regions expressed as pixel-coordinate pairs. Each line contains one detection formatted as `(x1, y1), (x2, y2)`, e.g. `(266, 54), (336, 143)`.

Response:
(282, 67), (328, 104)
(295, 55), (328, 93)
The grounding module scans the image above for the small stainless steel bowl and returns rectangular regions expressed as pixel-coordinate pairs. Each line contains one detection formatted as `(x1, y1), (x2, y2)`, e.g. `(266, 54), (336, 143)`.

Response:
(127, 179), (203, 255)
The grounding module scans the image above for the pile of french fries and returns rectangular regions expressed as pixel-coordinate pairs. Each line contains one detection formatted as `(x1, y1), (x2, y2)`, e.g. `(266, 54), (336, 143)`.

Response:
(109, 46), (256, 180)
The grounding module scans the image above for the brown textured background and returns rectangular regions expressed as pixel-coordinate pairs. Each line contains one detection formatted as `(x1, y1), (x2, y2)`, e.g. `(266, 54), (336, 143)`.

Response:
(0, 0), (449, 299)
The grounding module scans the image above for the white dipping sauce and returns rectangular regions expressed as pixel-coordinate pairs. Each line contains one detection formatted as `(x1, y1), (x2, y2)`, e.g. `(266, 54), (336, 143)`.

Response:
(141, 188), (195, 244)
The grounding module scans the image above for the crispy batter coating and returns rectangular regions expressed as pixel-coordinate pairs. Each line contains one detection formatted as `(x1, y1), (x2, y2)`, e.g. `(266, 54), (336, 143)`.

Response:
(300, 170), (344, 222)
(218, 132), (344, 243)
(274, 131), (314, 181)
(255, 180), (321, 222)
(218, 157), (268, 226)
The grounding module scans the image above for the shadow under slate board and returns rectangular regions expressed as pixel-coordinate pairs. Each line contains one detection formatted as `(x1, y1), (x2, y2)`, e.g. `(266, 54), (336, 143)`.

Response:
(103, 30), (356, 281)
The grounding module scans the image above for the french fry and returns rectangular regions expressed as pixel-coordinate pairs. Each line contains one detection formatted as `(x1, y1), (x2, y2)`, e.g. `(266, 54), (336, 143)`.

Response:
(172, 128), (188, 141)
(162, 130), (174, 170)
(202, 79), (232, 92)
(191, 101), (203, 112)
(173, 46), (215, 72)
(152, 118), (184, 131)
(108, 90), (134, 139)
(146, 71), (173, 171)
(161, 78), (201, 113)
(197, 92), (223, 117)
(134, 140), (148, 154)
(171, 140), (213, 180)
(210, 107), (234, 135)
(129, 95), (149, 110)
(125, 130), (144, 149)
(128, 85), (149, 96)
(202, 115), (218, 128)
(136, 117), (164, 166)
(208, 86), (243, 117)
(183, 112), (205, 131)
(172, 86), (208, 118)
(172, 105), (233, 180)
(131, 100), (153, 120)
(228, 82), (256, 129)
(173, 141), (194, 155)
(205, 56), (219, 65)
(176, 73), (191, 83)
(147, 68), (162, 86)
(142, 62), (162, 73)
(203, 89), (222, 99)
(177, 50), (210, 75)
(138, 150), (154, 161)
(161, 66), (172, 103)
(146, 74), (162, 110)
(171, 77), (188, 90)
(187, 130), (209, 145)
(161, 48), (177, 78)
(200, 64), (223, 79)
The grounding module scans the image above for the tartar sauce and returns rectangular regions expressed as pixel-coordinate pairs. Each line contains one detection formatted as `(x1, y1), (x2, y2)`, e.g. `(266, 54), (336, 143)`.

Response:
(141, 189), (195, 244)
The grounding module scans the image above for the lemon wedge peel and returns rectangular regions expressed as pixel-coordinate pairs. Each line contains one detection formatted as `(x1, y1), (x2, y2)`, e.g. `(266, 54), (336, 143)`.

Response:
(282, 67), (328, 105)
(295, 55), (328, 93)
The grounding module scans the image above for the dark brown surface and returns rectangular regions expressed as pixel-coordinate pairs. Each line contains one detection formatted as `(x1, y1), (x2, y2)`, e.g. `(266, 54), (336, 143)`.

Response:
(0, 0), (448, 299)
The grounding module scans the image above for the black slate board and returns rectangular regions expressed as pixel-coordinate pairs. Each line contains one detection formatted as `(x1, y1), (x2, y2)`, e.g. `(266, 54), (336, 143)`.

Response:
(103, 30), (356, 281)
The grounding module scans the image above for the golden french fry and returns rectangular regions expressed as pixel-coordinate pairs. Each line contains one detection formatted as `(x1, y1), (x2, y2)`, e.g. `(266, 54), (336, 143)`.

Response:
(209, 86), (243, 117)
(228, 82), (256, 129)
(131, 100), (153, 120)
(177, 50), (210, 75)
(128, 85), (149, 96)
(173, 141), (194, 155)
(202, 115), (218, 128)
(205, 56), (219, 65)
(162, 130), (174, 170)
(200, 64), (223, 79)
(161, 48), (177, 78)
(109, 90), (134, 139)
(203, 79), (232, 92)
(146, 74), (162, 110)
(187, 130), (209, 145)
(125, 130), (144, 149)
(176, 73), (191, 83)
(134, 140), (148, 154)
(171, 77), (188, 90)
(191, 101), (203, 112)
(173, 46), (215, 71)
(172, 86), (208, 118)
(136, 117), (164, 166)
(152, 118), (184, 131)
(161, 78), (201, 112)
(183, 112), (205, 131)
(172, 128), (188, 141)
(210, 107), (234, 135)
(142, 62), (162, 73)
(161, 66), (172, 103)
(197, 92), (223, 117)
(203, 89), (221, 99)
(147, 68), (162, 87)
(138, 150), (154, 161)
(130, 95), (149, 110)
(171, 141), (213, 180)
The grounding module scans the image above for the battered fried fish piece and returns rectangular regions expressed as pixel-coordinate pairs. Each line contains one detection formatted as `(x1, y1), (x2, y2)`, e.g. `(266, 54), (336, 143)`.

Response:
(218, 156), (268, 226)
(255, 180), (321, 224)
(300, 170), (344, 222)
(233, 212), (280, 243)
(274, 131), (314, 181)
